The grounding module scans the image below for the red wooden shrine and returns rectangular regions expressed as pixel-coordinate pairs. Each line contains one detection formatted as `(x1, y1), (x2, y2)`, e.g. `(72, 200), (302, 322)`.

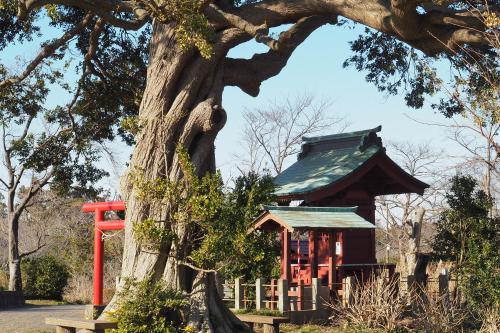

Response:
(253, 126), (428, 289)
(82, 201), (125, 306)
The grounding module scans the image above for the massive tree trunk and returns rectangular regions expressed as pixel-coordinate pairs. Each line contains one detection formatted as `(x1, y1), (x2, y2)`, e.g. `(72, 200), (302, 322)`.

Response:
(109, 22), (251, 332)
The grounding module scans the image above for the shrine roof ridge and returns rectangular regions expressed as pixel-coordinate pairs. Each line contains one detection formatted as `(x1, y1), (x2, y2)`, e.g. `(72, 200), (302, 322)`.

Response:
(264, 205), (358, 213)
(302, 125), (382, 144)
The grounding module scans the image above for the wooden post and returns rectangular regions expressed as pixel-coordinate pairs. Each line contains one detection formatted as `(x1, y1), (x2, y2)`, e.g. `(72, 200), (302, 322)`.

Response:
(281, 228), (291, 281)
(309, 231), (318, 280)
(406, 274), (416, 306)
(439, 269), (449, 301)
(328, 231), (335, 289)
(235, 278), (244, 310)
(297, 279), (303, 311)
(312, 278), (321, 311)
(256, 278), (265, 310)
(407, 275), (416, 292)
(343, 276), (354, 307)
(278, 279), (289, 313)
(270, 279), (277, 310)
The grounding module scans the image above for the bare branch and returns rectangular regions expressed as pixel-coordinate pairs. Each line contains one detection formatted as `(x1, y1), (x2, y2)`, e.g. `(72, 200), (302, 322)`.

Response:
(17, 0), (148, 30)
(0, 14), (93, 89)
(14, 168), (55, 217)
(240, 93), (346, 174)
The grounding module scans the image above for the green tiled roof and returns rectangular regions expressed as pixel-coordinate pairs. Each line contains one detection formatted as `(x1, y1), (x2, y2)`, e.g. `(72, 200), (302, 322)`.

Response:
(274, 144), (382, 196)
(303, 125), (382, 143)
(264, 205), (375, 230)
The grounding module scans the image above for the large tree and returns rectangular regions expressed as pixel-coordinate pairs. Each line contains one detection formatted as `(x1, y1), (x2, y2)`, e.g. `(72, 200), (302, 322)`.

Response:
(1, 0), (498, 331)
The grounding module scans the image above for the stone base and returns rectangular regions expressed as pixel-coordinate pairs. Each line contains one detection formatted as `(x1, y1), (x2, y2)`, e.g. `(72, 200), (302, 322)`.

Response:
(0, 291), (25, 307)
(84, 304), (107, 319)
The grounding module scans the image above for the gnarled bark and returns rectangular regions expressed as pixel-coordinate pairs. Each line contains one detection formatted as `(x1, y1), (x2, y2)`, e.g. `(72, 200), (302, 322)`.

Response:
(107, 22), (253, 331)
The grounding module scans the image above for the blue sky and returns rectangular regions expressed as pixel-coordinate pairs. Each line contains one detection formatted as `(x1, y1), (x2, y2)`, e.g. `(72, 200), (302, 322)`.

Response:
(217, 23), (459, 180)
(2, 20), (463, 194)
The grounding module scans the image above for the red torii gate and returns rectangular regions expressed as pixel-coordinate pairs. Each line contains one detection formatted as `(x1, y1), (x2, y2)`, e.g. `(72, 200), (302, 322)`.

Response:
(82, 201), (125, 306)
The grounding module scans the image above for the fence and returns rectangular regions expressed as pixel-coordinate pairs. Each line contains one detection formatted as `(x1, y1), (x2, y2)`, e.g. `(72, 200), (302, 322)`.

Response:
(222, 269), (456, 315)
(224, 278), (327, 313)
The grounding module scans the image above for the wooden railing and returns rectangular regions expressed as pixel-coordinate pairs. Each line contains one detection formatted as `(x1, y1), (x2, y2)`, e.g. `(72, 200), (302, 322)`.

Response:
(221, 269), (456, 313)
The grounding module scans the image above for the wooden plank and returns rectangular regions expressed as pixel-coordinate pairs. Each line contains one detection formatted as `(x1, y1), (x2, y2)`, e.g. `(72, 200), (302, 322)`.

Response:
(46, 318), (117, 330)
(236, 314), (289, 325)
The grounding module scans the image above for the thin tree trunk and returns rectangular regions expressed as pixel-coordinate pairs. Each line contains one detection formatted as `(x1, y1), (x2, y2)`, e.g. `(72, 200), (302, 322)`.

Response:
(8, 211), (22, 291)
(106, 22), (250, 332)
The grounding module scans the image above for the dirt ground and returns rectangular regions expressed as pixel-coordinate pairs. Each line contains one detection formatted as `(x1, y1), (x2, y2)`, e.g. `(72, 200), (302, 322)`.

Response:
(0, 303), (85, 333)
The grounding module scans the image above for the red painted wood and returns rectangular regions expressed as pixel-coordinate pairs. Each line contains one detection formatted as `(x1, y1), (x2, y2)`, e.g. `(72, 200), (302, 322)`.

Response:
(95, 220), (125, 231)
(281, 228), (291, 281)
(93, 209), (105, 306)
(335, 231), (344, 288)
(83, 201), (125, 212)
(83, 201), (126, 306)
(309, 231), (318, 280)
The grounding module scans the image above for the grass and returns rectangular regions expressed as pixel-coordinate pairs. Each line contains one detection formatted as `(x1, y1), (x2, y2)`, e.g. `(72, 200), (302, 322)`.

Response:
(281, 324), (346, 333)
(233, 308), (283, 317)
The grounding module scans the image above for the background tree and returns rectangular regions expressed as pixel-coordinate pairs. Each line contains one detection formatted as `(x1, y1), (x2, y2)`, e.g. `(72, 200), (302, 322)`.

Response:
(215, 171), (279, 282)
(432, 174), (498, 312)
(1, 0), (498, 330)
(376, 142), (445, 278)
(0, 67), (108, 292)
(240, 93), (348, 174)
(411, 7), (499, 203)
(0, 189), (124, 303)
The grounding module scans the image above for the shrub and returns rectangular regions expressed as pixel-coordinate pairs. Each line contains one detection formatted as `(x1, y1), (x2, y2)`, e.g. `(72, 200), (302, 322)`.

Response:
(63, 274), (93, 304)
(109, 278), (189, 333)
(413, 293), (470, 333)
(22, 255), (69, 300)
(328, 276), (406, 332)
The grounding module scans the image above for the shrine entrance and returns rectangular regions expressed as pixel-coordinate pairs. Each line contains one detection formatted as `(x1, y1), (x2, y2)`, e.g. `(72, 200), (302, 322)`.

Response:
(253, 206), (387, 292)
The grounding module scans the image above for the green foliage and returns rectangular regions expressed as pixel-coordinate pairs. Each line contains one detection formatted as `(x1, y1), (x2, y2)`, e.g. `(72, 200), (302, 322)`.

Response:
(432, 175), (492, 262)
(109, 278), (189, 333)
(144, 0), (213, 58)
(189, 170), (279, 278)
(132, 147), (278, 280)
(0, 63), (108, 198)
(205, 171), (280, 281)
(133, 218), (175, 251)
(432, 175), (499, 311)
(120, 116), (143, 137)
(461, 213), (500, 311)
(131, 145), (224, 252)
(0, 0), (40, 51)
(343, 28), (442, 109)
(22, 256), (69, 300)
(233, 308), (282, 317)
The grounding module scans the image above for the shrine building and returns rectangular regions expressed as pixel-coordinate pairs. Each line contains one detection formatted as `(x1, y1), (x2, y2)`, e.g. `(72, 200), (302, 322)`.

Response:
(252, 126), (428, 289)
